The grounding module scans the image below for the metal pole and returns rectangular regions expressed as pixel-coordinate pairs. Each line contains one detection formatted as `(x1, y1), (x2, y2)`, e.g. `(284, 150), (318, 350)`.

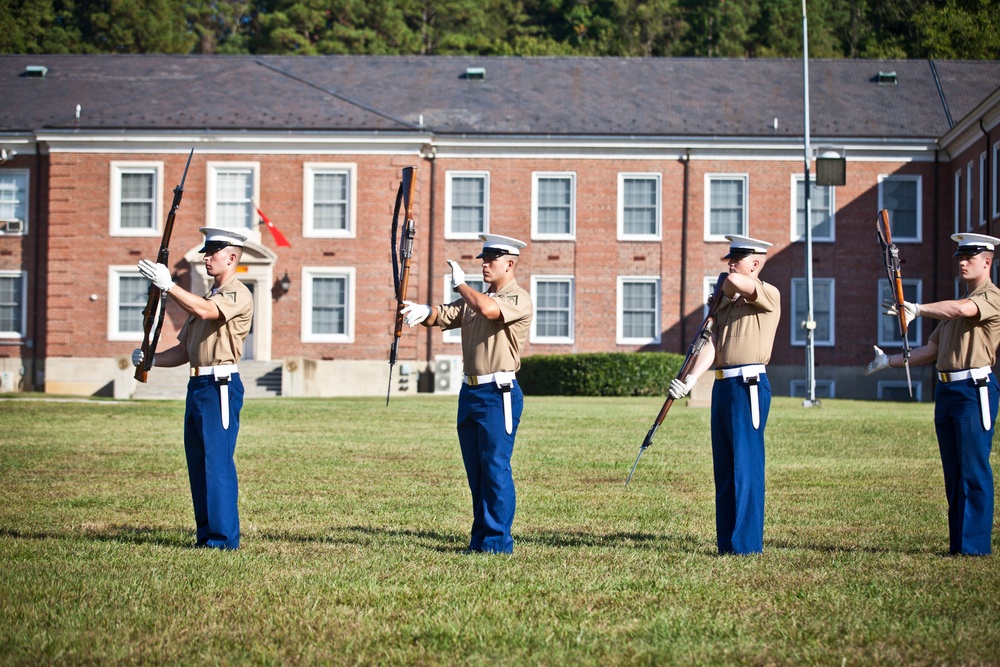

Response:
(802, 0), (818, 406)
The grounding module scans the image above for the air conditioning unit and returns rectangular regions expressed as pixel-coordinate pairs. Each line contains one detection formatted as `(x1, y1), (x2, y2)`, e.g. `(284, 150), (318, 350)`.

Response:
(434, 355), (464, 394)
(0, 219), (24, 234)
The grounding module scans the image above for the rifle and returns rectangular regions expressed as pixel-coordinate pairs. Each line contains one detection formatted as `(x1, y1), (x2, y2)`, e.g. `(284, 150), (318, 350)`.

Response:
(876, 209), (912, 397)
(386, 166), (417, 405)
(625, 272), (729, 487)
(134, 148), (194, 383)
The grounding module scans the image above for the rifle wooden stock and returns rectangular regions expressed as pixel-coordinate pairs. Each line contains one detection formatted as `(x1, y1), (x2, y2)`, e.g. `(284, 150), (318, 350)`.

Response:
(876, 209), (913, 396)
(386, 166), (417, 404)
(134, 149), (193, 383)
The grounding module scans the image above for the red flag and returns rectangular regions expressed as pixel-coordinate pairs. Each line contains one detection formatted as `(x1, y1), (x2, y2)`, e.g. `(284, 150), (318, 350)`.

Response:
(256, 207), (291, 247)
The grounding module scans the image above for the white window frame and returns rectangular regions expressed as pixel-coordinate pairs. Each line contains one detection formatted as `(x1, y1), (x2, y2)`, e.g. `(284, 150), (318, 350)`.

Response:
(791, 277), (835, 347)
(954, 169), (962, 233)
(0, 169), (29, 235)
(107, 266), (147, 341)
(790, 379), (835, 400)
(979, 151), (987, 227)
(442, 273), (487, 343)
(303, 162), (357, 238)
(703, 274), (723, 319)
(617, 173), (661, 241)
(445, 171), (489, 240)
(616, 276), (661, 345)
(109, 162), (162, 237)
(206, 162), (261, 241)
(530, 275), (575, 344)
(878, 380), (922, 402)
(790, 174), (835, 242)
(993, 141), (1000, 220)
(0, 270), (27, 338)
(531, 172), (576, 240)
(301, 267), (355, 343)
(705, 173), (749, 242)
(966, 161), (974, 231)
(877, 278), (922, 348)
(878, 174), (922, 242)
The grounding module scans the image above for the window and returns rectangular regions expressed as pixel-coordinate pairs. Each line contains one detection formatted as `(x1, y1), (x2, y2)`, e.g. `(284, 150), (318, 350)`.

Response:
(878, 381), (922, 402)
(107, 267), (147, 341)
(878, 279), (921, 348)
(706, 174), (748, 240)
(790, 380), (835, 399)
(304, 163), (356, 237)
(618, 174), (661, 239)
(0, 271), (26, 337)
(878, 175), (921, 241)
(532, 173), (575, 239)
(993, 141), (999, 219)
(302, 267), (355, 343)
(531, 276), (574, 344)
(110, 163), (162, 236)
(617, 277), (660, 344)
(967, 162), (974, 231)
(0, 170), (28, 234)
(980, 152), (987, 227)
(442, 273), (487, 343)
(791, 278), (835, 346)
(791, 176), (835, 242)
(446, 172), (488, 238)
(207, 163), (259, 233)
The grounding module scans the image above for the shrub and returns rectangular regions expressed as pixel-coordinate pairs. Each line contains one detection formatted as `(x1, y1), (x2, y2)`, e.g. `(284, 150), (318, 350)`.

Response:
(518, 352), (684, 396)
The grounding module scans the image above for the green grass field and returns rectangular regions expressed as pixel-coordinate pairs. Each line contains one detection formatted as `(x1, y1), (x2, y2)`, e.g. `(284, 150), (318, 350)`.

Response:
(1, 394), (998, 665)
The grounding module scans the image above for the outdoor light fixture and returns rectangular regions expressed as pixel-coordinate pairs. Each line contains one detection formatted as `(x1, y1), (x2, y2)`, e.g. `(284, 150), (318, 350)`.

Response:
(279, 272), (291, 292)
(816, 149), (846, 186)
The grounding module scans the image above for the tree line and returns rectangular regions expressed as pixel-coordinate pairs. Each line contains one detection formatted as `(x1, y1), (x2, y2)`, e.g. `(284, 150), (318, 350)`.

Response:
(1, 0), (998, 59)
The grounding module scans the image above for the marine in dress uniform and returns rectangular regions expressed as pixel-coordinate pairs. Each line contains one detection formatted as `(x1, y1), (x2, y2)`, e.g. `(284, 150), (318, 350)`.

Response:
(401, 234), (533, 554)
(867, 232), (1000, 555)
(668, 235), (781, 555)
(132, 227), (254, 550)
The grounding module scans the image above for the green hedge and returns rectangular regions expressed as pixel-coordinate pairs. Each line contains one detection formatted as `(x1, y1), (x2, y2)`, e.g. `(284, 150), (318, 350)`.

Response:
(518, 352), (684, 397)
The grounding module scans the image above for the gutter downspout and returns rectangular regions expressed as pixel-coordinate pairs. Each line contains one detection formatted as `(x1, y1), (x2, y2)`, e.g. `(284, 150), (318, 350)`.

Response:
(982, 119), (992, 237)
(30, 147), (43, 391)
(421, 141), (437, 385)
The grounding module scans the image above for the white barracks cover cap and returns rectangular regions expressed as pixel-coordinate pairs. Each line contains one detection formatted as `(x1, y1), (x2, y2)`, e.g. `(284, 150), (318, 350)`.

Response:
(198, 227), (248, 253)
(951, 233), (1000, 256)
(723, 234), (772, 259)
(476, 233), (527, 258)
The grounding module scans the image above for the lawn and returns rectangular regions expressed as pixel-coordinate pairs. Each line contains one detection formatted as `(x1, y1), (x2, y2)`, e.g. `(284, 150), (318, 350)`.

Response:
(1, 395), (998, 665)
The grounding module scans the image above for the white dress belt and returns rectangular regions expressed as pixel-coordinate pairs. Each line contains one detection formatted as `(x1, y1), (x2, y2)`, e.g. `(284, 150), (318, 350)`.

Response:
(190, 364), (238, 378)
(715, 364), (766, 380)
(937, 366), (991, 383)
(464, 371), (516, 386)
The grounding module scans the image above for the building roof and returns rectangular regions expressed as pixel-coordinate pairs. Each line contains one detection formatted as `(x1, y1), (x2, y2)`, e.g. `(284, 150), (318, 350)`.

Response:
(2, 55), (999, 140)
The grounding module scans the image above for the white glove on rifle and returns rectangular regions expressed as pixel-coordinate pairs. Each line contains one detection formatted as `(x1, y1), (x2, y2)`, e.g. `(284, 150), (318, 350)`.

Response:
(131, 348), (152, 368)
(138, 259), (174, 292)
(447, 260), (466, 289)
(669, 375), (697, 400)
(881, 298), (919, 327)
(401, 301), (431, 327)
(864, 345), (891, 376)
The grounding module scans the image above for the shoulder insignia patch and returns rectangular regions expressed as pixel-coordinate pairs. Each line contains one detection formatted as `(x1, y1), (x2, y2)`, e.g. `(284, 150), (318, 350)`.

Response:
(508, 295), (518, 305)
(224, 291), (237, 303)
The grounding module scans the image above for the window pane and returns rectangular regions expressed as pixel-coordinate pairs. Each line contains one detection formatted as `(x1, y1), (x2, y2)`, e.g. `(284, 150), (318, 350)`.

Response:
(0, 172), (27, 221)
(879, 281), (919, 345)
(710, 179), (745, 236)
(120, 172), (155, 229)
(623, 282), (657, 339)
(537, 178), (571, 234)
(796, 181), (832, 239)
(215, 170), (253, 229)
(535, 280), (570, 338)
(883, 179), (917, 238)
(118, 276), (147, 333)
(312, 276), (347, 335)
(792, 278), (833, 345)
(623, 178), (657, 235)
(313, 172), (348, 231)
(451, 177), (485, 234)
(0, 275), (22, 332)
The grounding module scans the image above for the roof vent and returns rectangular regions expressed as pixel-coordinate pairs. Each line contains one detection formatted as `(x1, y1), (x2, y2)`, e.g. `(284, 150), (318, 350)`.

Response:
(464, 67), (486, 81)
(23, 65), (48, 78)
(876, 70), (897, 85)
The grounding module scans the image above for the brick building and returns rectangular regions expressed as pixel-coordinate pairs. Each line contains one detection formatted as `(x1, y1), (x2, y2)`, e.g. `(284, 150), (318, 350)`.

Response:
(1, 55), (999, 400)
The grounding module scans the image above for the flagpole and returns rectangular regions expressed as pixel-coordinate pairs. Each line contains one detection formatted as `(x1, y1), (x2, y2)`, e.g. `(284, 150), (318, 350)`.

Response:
(802, 0), (818, 407)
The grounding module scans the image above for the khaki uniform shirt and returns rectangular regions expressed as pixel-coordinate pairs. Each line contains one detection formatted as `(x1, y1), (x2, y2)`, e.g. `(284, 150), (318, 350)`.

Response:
(714, 277), (781, 367)
(929, 279), (1000, 371)
(436, 279), (533, 376)
(177, 274), (253, 367)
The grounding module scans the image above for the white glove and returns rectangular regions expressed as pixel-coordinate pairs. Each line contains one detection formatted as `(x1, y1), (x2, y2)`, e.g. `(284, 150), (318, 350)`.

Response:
(447, 260), (466, 289)
(401, 301), (431, 327)
(131, 348), (152, 368)
(864, 345), (891, 376)
(138, 259), (174, 292)
(669, 375), (697, 400)
(881, 298), (919, 327)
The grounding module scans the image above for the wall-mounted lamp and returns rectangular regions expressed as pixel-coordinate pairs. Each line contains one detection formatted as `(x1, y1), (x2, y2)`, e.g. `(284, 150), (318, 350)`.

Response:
(279, 272), (291, 292)
(816, 149), (846, 187)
